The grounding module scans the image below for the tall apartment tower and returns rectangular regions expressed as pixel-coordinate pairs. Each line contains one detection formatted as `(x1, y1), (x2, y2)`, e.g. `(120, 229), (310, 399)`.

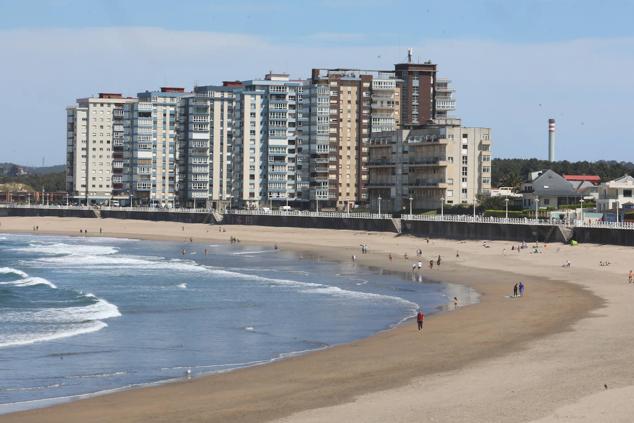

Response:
(66, 93), (134, 204)
(307, 68), (401, 209)
(122, 88), (185, 207)
(394, 56), (437, 126)
(243, 73), (308, 205)
(367, 120), (492, 212)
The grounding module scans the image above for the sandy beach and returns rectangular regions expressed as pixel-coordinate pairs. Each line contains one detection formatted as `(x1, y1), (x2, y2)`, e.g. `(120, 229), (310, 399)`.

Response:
(1, 216), (633, 422)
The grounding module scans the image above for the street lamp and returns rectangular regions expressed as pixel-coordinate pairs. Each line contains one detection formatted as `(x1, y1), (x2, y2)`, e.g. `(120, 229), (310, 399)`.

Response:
(504, 197), (509, 220)
(66, 193), (69, 207)
(346, 200), (350, 214)
(378, 195), (382, 215)
(409, 195), (413, 217)
(316, 196), (319, 213)
(27, 193), (31, 207)
(472, 199), (477, 219)
(440, 196), (444, 220)
(535, 197), (539, 221)
(580, 199), (585, 223)
(616, 200), (620, 224)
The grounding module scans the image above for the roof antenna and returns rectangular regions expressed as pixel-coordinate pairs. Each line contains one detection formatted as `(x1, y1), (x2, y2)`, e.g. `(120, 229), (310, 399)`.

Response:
(407, 48), (413, 63)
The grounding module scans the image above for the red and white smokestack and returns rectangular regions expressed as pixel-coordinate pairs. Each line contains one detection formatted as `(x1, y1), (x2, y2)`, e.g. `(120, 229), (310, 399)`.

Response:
(548, 118), (556, 162)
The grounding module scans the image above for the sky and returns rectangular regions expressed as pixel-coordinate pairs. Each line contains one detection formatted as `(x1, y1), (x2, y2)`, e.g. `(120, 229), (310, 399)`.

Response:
(1, 0), (633, 166)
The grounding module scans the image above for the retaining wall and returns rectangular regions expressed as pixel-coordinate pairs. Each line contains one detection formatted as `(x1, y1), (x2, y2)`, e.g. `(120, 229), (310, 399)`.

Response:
(221, 213), (399, 232)
(401, 220), (569, 243)
(0, 208), (96, 218)
(99, 210), (212, 224)
(572, 227), (634, 246)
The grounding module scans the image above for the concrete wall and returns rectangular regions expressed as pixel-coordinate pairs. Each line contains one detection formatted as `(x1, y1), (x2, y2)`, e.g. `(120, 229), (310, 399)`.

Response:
(572, 227), (634, 246)
(401, 220), (569, 243)
(99, 210), (212, 224)
(0, 208), (96, 218)
(222, 214), (399, 232)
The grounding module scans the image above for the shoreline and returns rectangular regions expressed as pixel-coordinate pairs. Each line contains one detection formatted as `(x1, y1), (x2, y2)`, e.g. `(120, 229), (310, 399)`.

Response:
(0, 217), (616, 422)
(0, 238), (468, 416)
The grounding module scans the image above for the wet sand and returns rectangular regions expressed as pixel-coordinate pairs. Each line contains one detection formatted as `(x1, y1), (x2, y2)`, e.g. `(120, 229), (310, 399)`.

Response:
(1, 217), (630, 422)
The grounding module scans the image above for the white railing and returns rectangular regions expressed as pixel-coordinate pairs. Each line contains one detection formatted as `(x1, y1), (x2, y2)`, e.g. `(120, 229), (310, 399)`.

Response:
(402, 214), (557, 226)
(575, 220), (634, 230)
(0, 204), (212, 214)
(225, 209), (393, 220)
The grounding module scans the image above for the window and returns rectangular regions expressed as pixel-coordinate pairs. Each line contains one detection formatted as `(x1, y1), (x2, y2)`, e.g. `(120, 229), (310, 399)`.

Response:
(624, 189), (632, 197)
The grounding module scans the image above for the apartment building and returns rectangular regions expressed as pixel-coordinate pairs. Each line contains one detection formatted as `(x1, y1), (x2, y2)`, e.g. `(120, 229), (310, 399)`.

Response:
(242, 73), (309, 206)
(367, 120), (492, 212)
(66, 93), (134, 204)
(124, 87), (186, 207)
(306, 68), (402, 209)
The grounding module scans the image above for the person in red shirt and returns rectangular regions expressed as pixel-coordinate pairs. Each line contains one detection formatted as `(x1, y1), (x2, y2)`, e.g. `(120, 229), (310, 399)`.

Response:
(417, 310), (424, 331)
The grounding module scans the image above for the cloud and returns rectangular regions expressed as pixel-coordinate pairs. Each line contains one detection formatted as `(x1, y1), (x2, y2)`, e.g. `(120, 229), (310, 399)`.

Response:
(0, 27), (633, 165)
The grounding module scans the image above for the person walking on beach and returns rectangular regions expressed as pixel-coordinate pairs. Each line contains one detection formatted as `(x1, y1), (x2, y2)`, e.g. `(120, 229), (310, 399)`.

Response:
(417, 310), (424, 331)
(429, 260), (434, 269)
(513, 283), (518, 297)
(453, 297), (459, 309)
(519, 282), (525, 297)
(437, 255), (441, 266)
(629, 270), (633, 284)
(417, 261), (422, 270)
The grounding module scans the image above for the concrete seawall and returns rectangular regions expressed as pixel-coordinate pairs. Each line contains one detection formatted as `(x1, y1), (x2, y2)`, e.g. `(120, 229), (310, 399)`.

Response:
(0, 207), (96, 219)
(221, 213), (399, 233)
(99, 210), (212, 224)
(572, 227), (634, 246)
(401, 220), (570, 243)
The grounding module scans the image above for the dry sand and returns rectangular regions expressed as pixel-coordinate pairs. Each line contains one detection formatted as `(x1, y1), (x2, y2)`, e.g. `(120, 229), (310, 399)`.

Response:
(0, 216), (632, 422)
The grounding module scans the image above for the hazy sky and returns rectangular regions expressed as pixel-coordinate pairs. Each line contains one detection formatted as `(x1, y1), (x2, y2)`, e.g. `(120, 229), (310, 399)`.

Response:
(1, 0), (633, 166)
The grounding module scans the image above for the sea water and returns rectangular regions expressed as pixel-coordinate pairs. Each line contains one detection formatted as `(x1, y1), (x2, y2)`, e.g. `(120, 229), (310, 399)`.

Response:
(0, 233), (477, 413)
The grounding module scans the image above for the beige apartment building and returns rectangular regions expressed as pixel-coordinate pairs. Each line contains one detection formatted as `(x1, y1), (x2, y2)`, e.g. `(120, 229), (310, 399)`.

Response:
(368, 119), (492, 212)
(66, 93), (134, 203)
(307, 69), (401, 209)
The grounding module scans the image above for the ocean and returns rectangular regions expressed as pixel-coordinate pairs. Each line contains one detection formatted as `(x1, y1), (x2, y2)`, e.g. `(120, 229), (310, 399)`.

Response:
(0, 233), (477, 413)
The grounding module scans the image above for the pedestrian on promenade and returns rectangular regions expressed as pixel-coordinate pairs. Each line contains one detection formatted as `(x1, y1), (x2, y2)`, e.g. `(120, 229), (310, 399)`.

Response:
(417, 310), (424, 331)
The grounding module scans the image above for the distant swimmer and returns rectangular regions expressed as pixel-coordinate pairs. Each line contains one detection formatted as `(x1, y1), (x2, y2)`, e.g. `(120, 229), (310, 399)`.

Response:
(204, 248), (208, 256)
(274, 244), (278, 250)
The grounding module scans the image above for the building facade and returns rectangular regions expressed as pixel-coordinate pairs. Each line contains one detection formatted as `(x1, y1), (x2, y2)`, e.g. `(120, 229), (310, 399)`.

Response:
(367, 120), (492, 212)
(306, 68), (402, 209)
(66, 93), (134, 204)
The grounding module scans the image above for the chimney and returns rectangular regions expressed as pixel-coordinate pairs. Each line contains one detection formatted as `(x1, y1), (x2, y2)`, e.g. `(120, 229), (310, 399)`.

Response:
(548, 118), (556, 162)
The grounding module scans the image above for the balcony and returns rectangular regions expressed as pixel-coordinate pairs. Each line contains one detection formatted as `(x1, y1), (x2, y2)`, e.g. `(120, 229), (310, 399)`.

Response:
(408, 157), (448, 167)
(408, 138), (449, 146)
(112, 162), (124, 169)
(409, 179), (447, 188)
(367, 177), (395, 188)
(367, 158), (395, 167)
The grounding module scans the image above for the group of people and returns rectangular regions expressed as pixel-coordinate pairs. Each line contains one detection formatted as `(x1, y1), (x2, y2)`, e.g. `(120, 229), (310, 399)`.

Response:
(230, 236), (240, 244)
(513, 281), (525, 297)
(359, 244), (369, 254)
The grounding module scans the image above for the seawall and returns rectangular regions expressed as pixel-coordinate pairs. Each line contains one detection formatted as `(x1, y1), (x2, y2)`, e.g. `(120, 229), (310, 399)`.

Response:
(221, 213), (399, 232)
(401, 220), (570, 243)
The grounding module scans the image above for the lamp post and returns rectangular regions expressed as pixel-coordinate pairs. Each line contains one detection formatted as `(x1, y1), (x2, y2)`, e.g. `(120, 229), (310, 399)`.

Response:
(346, 200), (350, 214)
(440, 196), (444, 220)
(316, 196), (319, 213)
(616, 200), (620, 224)
(409, 195), (413, 217)
(66, 193), (69, 207)
(27, 193), (31, 207)
(378, 195), (382, 215)
(472, 199), (476, 219)
(580, 199), (585, 224)
(535, 197), (539, 221)
(504, 197), (509, 220)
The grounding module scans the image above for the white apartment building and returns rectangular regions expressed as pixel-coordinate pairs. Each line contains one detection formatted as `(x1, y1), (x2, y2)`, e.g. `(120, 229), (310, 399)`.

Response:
(125, 88), (185, 207)
(597, 175), (634, 212)
(243, 73), (309, 205)
(66, 93), (134, 204)
(367, 120), (492, 212)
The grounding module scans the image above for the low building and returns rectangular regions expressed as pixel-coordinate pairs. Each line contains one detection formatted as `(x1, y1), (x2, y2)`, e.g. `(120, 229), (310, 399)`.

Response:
(367, 119), (492, 212)
(521, 170), (582, 209)
(597, 175), (634, 212)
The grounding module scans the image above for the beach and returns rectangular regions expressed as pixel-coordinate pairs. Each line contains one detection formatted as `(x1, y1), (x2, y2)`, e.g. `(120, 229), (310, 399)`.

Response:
(0, 216), (632, 422)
